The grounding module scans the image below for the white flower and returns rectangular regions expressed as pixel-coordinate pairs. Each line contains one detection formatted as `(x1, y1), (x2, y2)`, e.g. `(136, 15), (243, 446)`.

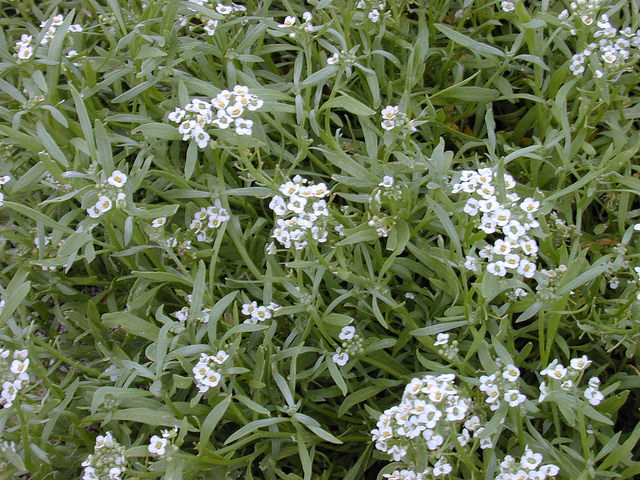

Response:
(204, 19), (218, 35)
(199, 370), (222, 391)
(492, 208), (511, 226)
(234, 118), (253, 135)
(17, 45), (34, 60)
(464, 415), (481, 431)
(381, 119), (395, 131)
(339, 326), (356, 340)
(464, 255), (478, 272)
(327, 52), (340, 65)
(108, 467), (122, 480)
(501, 1), (515, 12)
(194, 128), (210, 148)
(504, 389), (526, 407)
(502, 364), (520, 382)
(379, 176), (394, 188)
(504, 253), (521, 269)
(9, 359), (29, 374)
(464, 198), (479, 216)
(519, 239), (538, 256)
(539, 464), (560, 477)
(107, 170), (127, 188)
(487, 261), (507, 277)
(505, 220), (526, 239)
(332, 352), (349, 366)
(516, 259), (536, 278)
(433, 459), (452, 476)
(480, 437), (493, 449)
(216, 4), (233, 15)
(87, 205), (101, 218)
(152, 217), (167, 228)
(168, 107), (186, 123)
(602, 50), (617, 64)
(520, 197), (540, 213)
(434, 333), (449, 346)
(570, 355), (591, 371)
(381, 106), (398, 119)
(279, 15), (296, 28)
(148, 435), (167, 456)
(584, 387), (604, 405)
(287, 195), (307, 214)
(96, 196), (113, 214)
(269, 195), (288, 216)
(213, 350), (229, 364)
(368, 8), (380, 22)
(226, 103), (244, 118)
(246, 95), (264, 111)
(493, 239), (512, 255)
(541, 360), (567, 380)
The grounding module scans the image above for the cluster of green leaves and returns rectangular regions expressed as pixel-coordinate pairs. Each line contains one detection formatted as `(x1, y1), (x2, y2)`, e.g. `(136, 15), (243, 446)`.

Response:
(0, 0), (640, 479)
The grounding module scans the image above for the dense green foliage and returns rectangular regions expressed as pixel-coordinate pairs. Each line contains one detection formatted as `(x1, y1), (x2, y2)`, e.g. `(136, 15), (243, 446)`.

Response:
(0, 0), (640, 479)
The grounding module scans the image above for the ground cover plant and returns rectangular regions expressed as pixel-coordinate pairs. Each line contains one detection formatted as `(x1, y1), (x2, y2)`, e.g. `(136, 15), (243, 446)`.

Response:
(1, 0), (640, 478)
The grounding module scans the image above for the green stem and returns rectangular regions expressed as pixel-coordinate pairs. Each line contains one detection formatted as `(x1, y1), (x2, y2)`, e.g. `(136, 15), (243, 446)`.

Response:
(31, 335), (102, 377)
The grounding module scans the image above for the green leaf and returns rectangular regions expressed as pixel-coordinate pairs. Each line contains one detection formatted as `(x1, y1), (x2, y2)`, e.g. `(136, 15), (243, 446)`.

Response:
(335, 228), (380, 246)
(320, 94), (376, 116)
(301, 65), (339, 87)
(326, 356), (348, 396)
(112, 79), (160, 103)
(411, 320), (468, 336)
(435, 23), (505, 58)
(200, 396), (232, 445)
(293, 413), (343, 444)
(224, 418), (288, 445)
(133, 122), (182, 140)
(102, 312), (160, 340)
(110, 408), (180, 426)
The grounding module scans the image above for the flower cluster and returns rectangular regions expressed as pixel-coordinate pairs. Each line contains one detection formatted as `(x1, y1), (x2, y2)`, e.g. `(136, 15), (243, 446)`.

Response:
(86, 170), (128, 219)
(192, 350), (229, 393)
(371, 374), (472, 476)
(269, 175), (330, 250)
(40, 14), (83, 46)
(357, 0), (387, 23)
(368, 176), (403, 238)
(182, 1), (246, 36)
(539, 356), (605, 406)
(500, 1), (515, 13)
(81, 432), (127, 480)
(0, 439), (18, 472)
(535, 264), (568, 301)
(241, 300), (281, 324)
(568, 14), (640, 78)
(380, 106), (416, 132)
(14, 34), (34, 60)
(558, 0), (601, 32)
(454, 168), (542, 283)
(168, 86), (264, 147)
(173, 294), (212, 325)
(496, 447), (560, 480)
(188, 202), (230, 242)
(479, 360), (527, 411)
(0, 348), (30, 409)
(277, 12), (314, 37)
(433, 333), (459, 362)
(0, 175), (9, 206)
(148, 427), (178, 458)
(331, 326), (364, 366)
(326, 48), (358, 67)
